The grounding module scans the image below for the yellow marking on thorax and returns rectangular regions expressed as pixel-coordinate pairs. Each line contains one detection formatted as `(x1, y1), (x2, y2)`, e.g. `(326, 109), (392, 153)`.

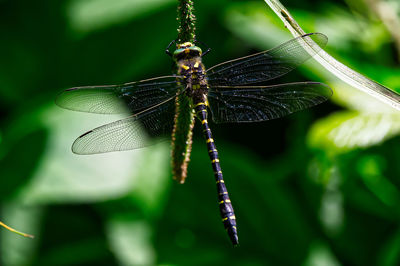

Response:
(181, 64), (189, 70)
(179, 42), (193, 48)
(194, 62), (199, 68)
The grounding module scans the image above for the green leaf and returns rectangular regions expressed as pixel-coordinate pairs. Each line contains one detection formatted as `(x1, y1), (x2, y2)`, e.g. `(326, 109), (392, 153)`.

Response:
(224, 2), (294, 49)
(12, 105), (170, 205)
(303, 241), (341, 266)
(357, 155), (400, 207)
(308, 111), (400, 154)
(106, 217), (155, 266)
(378, 227), (400, 266)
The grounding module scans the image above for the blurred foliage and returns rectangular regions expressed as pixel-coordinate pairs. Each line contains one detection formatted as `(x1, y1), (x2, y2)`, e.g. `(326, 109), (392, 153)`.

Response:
(0, 0), (400, 265)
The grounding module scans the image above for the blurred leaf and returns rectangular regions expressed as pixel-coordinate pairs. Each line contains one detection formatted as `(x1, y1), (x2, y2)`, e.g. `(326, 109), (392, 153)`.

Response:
(308, 111), (400, 153)
(303, 240), (341, 266)
(3, 104), (170, 204)
(319, 185), (345, 236)
(0, 129), (47, 201)
(224, 2), (291, 49)
(378, 227), (400, 266)
(106, 217), (155, 265)
(357, 155), (400, 207)
(37, 237), (112, 265)
(315, 3), (391, 52)
(67, 0), (175, 34)
(130, 147), (171, 217)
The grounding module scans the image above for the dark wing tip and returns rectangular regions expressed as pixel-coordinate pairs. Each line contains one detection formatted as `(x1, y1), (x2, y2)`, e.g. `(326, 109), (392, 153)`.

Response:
(301, 32), (328, 50)
(78, 130), (94, 138)
(64, 87), (79, 92)
(71, 130), (96, 155)
(313, 81), (333, 98)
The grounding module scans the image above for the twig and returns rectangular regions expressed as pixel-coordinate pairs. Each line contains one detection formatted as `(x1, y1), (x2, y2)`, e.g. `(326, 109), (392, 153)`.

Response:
(0, 221), (34, 238)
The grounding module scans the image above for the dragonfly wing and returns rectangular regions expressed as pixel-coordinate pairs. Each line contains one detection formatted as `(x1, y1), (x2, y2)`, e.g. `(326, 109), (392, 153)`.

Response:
(208, 82), (332, 123)
(206, 33), (327, 86)
(72, 97), (176, 154)
(56, 76), (182, 114)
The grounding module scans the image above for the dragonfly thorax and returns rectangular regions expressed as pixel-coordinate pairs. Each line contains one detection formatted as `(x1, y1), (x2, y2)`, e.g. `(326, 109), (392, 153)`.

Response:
(173, 42), (202, 61)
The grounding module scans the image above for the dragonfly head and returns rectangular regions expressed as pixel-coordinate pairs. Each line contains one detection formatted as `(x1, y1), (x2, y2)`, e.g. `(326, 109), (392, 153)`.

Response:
(173, 42), (202, 61)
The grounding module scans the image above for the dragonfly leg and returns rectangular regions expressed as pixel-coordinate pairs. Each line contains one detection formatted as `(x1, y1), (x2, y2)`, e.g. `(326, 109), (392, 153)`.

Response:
(194, 101), (239, 246)
(194, 39), (211, 57)
(165, 39), (177, 57)
(202, 48), (211, 57)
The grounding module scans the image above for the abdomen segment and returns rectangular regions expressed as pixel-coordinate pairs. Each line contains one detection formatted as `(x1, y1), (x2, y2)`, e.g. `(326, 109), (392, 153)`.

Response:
(194, 101), (239, 246)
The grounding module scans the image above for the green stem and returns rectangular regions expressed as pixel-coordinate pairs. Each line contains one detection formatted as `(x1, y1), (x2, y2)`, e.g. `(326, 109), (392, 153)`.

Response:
(177, 0), (196, 43)
(0, 221), (34, 238)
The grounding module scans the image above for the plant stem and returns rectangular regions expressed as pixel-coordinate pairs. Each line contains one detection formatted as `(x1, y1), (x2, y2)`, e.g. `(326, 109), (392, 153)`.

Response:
(177, 0), (196, 43)
(171, 1), (197, 183)
(0, 221), (34, 238)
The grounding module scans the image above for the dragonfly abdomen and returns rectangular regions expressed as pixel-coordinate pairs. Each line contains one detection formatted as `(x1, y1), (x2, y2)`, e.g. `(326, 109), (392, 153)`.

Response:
(194, 101), (239, 246)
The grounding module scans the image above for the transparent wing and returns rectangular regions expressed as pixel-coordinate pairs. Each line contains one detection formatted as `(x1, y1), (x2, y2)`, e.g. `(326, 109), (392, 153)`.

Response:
(56, 76), (182, 114)
(208, 82), (332, 123)
(206, 33), (327, 86)
(72, 97), (176, 154)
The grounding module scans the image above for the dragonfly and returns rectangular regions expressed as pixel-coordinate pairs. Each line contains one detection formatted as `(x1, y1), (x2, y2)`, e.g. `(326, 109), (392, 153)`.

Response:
(56, 32), (332, 246)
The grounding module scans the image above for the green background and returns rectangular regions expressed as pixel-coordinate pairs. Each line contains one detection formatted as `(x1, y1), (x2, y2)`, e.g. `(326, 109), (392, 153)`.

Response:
(1, 0), (400, 265)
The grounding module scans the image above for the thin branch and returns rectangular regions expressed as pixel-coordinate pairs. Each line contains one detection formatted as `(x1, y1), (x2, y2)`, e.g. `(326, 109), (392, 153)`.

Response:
(264, 0), (400, 111)
(0, 221), (34, 238)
